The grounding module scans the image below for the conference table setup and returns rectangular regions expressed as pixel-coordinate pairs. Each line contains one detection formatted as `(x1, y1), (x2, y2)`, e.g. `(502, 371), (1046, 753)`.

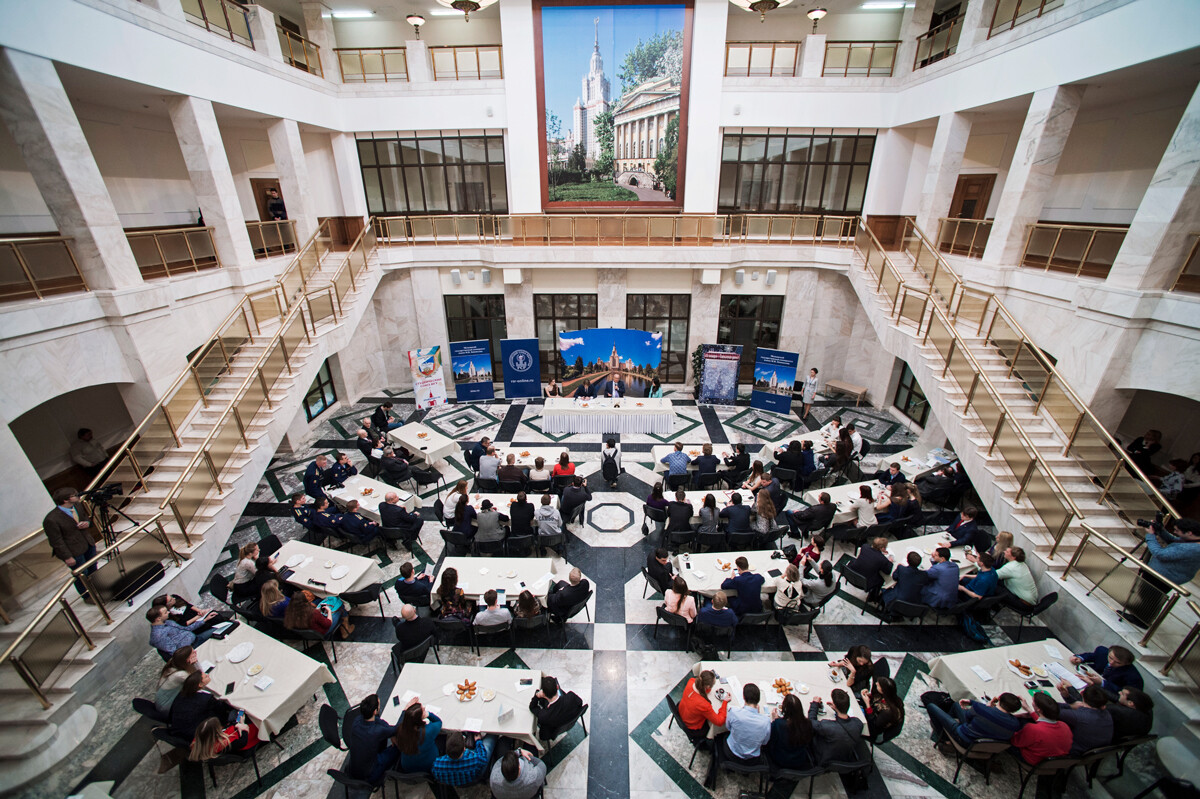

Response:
(464, 492), (559, 514)
(675, 550), (787, 597)
(860, 444), (957, 481)
(803, 478), (891, 525)
(388, 423), (457, 466)
(437, 556), (557, 603)
(541, 397), (674, 435)
(272, 539), (384, 598)
(381, 663), (544, 751)
(928, 638), (1087, 704)
(881, 532), (976, 587)
(650, 443), (744, 475)
(762, 429), (834, 460)
(199, 624), (335, 740)
(328, 474), (419, 521)
(490, 445), (571, 469)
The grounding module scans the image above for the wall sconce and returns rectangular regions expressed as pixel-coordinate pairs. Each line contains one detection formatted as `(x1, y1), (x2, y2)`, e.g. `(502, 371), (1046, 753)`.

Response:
(766, 269), (777, 286)
(406, 14), (425, 38)
(734, 269), (745, 285)
(450, 269), (461, 285)
(467, 270), (476, 280)
(481, 268), (491, 285)
(807, 7), (828, 33)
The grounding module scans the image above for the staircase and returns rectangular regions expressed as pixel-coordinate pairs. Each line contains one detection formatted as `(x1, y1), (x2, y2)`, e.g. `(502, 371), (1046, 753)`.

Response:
(0, 227), (384, 795)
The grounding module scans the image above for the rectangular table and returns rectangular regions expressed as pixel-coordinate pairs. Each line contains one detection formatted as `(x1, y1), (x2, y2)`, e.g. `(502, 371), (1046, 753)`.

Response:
(463, 492), (558, 512)
(437, 556), (557, 602)
(273, 540), (383, 598)
(699, 660), (867, 738)
(542, 397), (673, 435)
(328, 474), (417, 522)
(763, 430), (833, 462)
(491, 446), (570, 470)
(882, 532), (975, 587)
(651, 443), (738, 474)
(389, 423), (458, 465)
(803, 478), (890, 525)
(861, 445), (957, 482)
(200, 624), (334, 740)
(675, 550), (785, 597)
(928, 638), (1079, 703)
(381, 663), (542, 750)
(672, 490), (786, 523)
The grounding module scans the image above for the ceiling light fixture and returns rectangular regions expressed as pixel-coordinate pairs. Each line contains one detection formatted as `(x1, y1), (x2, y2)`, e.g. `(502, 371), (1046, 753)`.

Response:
(406, 14), (425, 38)
(807, 7), (828, 32)
(434, 0), (498, 22)
(860, 1), (913, 9)
(728, 0), (795, 23)
(328, 10), (376, 20)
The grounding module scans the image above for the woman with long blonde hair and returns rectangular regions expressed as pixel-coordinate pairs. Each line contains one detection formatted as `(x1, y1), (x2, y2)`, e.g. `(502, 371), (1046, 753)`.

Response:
(188, 716), (259, 761)
(258, 579), (288, 618)
(754, 488), (777, 534)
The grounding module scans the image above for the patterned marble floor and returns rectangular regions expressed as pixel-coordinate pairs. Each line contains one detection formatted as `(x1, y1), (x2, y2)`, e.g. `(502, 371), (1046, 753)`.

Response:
(54, 388), (1157, 799)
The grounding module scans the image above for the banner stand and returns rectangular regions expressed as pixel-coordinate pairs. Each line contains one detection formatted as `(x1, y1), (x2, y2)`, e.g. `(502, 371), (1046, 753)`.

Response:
(449, 340), (495, 403)
(698, 344), (742, 406)
(749, 347), (799, 415)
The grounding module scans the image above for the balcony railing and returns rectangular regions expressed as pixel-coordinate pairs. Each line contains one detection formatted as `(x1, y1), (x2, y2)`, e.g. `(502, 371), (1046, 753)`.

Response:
(724, 41), (801, 77)
(989, 0), (1065, 37)
(822, 41), (900, 77)
(373, 214), (858, 247)
(1170, 234), (1200, 293)
(0, 235), (88, 303)
(278, 26), (323, 77)
(125, 226), (221, 280)
(335, 47), (408, 82)
(1020, 223), (1128, 280)
(935, 217), (992, 259)
(1163, 601), (1200, 685)
(246, 220), (298, 259)
(180, 0), (252, 48)
(430, 46), (503, 81)
(913, 15), (965, 70)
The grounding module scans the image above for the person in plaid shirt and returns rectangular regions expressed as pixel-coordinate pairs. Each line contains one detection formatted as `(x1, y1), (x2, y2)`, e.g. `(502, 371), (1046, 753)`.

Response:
(433, 730), (497, 786)
(660, 442), (691, 476)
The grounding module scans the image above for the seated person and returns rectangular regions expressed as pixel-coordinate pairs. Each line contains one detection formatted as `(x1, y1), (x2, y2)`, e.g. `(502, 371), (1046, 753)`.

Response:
(800, 560), (837, 607)
(474, 499), (509, 544)
(326, 451), (358, 487)
(772, 564), (803, 611)
(848, 537), (893, 601)
(696, 590), (738, 627)
(152, 593), (224, 631)
(663, 576), (698, 621)
(559, 476), (592, 527)
(392, 603), (437, 649)
(809, 689), (864, 765)
(338, 500), (380, 543)
(433, 730), (497, 786)
(719, 556), (765, 616)
(719, 443), (750, 488)
(958, 552), (999, 599)
(379, 493), (423, 537)
(450, 498), (478, 537)
(647, 378), (664, 398)
(394, 699), (442, 775)
(924, 692), (1023, 749)
(1011, 692), (1073, 765)
(718, 492), (752, 533)
(147, 605), (216, 652)
(833, 645), (876, 694)
(231, 541), (275, 600)
(490, 749), (547, 799)
(465, 437), (491, 473)
(1070, 645), (1143, 697)
(497, 454), (526, 485)
(283, 591), (354, 639)
(310, 498), (343, 542)
(544, 380), (561, 398)
(534, 494), (562, 537)
(546, 568), (589, 618)
(920, 548), (961, 609)
(528, 675), (584, 738)
(551, 453), (575, 479)
(434, 568), (473, 621)
(1054, 683), (1114, 756)
(393, 561), (434, 603)
(659, 442), (691, 477)
(527, 457), (552, 484)
(774, 440), (807, 475)
(692, 443), (721, 486)
(508, 492), (536, 537)
(724, 683), (772, 764)
(679, 669), (728, 735)
(946, 507), (989, 552)
(474, 589), (514, 626)
(786, 493), (836, 539)
(188, 715), (259, 762)
(258, 580), (289, 619)
(768, 693), (815, 770)
(515, 590), (542, 619)
(378, 448), (412, 487)
(156, 646), (198, 715)
(881, 551), (930, 608)
(846, 485), (878, 527)
(478, 446), (501, 483)
(862, 676), (904, 738)
(168, 671), (234, 741)
(346, 695), (398, 784)
(996, 546), (1038, 607)
(665, 490), (694, 534)
(290, 492), (315, 530)
(873, 462), (907, 486)
(1108, 687), (1154, 741)
(798, 534), (824, 564)
(646, 547), (674, 594)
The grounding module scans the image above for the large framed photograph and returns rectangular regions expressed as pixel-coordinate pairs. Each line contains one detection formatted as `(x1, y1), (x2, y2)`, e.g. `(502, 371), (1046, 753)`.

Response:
(534, 1), (693, 210)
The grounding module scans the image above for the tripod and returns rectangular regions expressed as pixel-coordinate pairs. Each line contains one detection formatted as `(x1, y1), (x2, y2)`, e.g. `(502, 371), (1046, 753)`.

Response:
(88, 492), (139, 548)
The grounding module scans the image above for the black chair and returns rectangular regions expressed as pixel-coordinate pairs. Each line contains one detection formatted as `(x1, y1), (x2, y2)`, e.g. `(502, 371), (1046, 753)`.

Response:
(513, 612), (551, 642)
(206, 741), (264, 788)
(775, 605), (819, 643)
(696, 472), (724, 491)
(340, 582), (391, 617)
(552, 475), (574, 494)
(693, 621), (734, 658)
(934, 596), (977, 624)
(551, 589), (593, 624)
(839, 562), (875, 614)
(384, 770), (435, 797)
(710, 736), (769, 792)
(1009, 591), (1058, 642)
(736, 610), (773, 643)
(378, 525), (418, 553)
(390, 635), (439, 673)
(537, 532), (567, 558)
(883, 599), (928, 625)
(526, 479), (553, 493)
(726, 531), (756, 550)
(944, 736), (1010, 784)
(475, 538), (507, 557)
(131, 697), (167, 724)
(319, 704), (345, 751)
(258, 534), (282, 559)
(799, 466), (829, 491)
(666, 527), (697, 554)
(505, 534), (536, 557)
(825, 522), (864, 561)
(411, 466), (445, 497)
(327, 768), (377, 798)
(432, 617), (477, 655)
(1009, 752), (1079, 799)
(868, 716), (904, 755)
(499, 479), (525, 494)
(1096, 735), (1157, 784)
(771, 467), (798, 492)
(654, 606), (692, 650)
(294, 625), (340, 663)
(641, 567), (663, 598)
(970, 592), (1006, 623)
(825, 748), (874, 785)
(207, 573), (242, 618)
(664, 695), (709, 768)
(666, 473), (691, 492)
(697, 530), (727, 551)
(642, 504), (667, 537)
(767, 763), (825, 798)
(537, 702), (588, 745)
(473, 619), (516, 649)
(439, 529), (473, 556)
(474, 477), (500, 492)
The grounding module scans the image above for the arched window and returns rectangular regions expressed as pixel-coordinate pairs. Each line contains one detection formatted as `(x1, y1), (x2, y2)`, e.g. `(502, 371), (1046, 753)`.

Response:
(640, 141), (644, 157)
(660, 136), (665, 152)
(649, 140), (655, 157)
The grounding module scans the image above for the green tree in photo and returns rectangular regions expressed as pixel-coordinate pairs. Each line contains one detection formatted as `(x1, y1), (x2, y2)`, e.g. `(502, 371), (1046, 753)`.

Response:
(568, 143), (587, 174)
(593, 109), (615, 180)
(617, 31), (684, 95)
(653, 116), (680, 197)
(546, 109), (564, 191)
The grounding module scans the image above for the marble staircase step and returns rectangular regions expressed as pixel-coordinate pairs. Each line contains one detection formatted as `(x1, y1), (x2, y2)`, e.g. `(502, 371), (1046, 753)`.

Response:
(0, 722), (56, 762)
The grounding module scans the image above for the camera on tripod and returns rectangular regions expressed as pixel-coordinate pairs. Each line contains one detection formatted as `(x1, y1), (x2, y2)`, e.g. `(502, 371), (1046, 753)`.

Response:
(82, 483), (122, 504)
(1135, 509), (1166, 532)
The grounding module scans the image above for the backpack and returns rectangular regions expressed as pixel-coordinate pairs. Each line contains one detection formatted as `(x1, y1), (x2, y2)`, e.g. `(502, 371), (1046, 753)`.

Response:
(601, 448), (619, 482)
(962, 613), (991, 644)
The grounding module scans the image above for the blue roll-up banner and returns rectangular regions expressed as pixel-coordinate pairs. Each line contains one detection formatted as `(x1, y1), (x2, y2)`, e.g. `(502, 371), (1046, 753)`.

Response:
(449, 340), (495, 402)
(500, 338), (542, 399)
(698, 344), (742, 405)
(749, 347), (799, 415)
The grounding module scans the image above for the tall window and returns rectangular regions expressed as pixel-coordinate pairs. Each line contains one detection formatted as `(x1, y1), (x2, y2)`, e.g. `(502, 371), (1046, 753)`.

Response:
(893, 363), (930, 427)
(534, 294), (598, 380)
(444, 295), (507, 380)
(718, 129), (875, 214)
(304, 360), (337, 422)
(717, 296), (784, 382)
(357, 132), (508, 215)
(627, 294), (690, 383)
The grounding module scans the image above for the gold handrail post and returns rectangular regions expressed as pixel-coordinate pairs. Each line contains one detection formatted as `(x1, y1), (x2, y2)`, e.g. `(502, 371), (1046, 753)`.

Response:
(60, 597), (96, 650)
(77, 572), (112, 624)
(1143, 591), (1181, 647)
(10, 658), (51, 709)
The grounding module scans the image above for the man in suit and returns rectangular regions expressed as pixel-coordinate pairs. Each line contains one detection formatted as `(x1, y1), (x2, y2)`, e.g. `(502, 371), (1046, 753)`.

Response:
(873, 462), (907, 486)
(546, 568), (589, 618)
(809, 690), (865, 765)
(848, 538), (893, 602)
(378, 447), (412, 487)
(606, 379), (623, 398)
(720, 556), (765, 617)
(921, 547), (961, 609)
(528, 675), (584, 739)
(720, 443), (750, 488)
(43, 488), (97, 600)
(379, 492), (423, 538)
(355, 429), (382, 477)
(784, 492), (837, 539)
(646, 547), (674, 594)
(371, 402), (402, 433)
(559, 476), (592, 528)
(304, 455), (331, 500)
(947, 507), (988, 552)
(392, 562), (434, 603)
(392, 603), (437, 649)
(346, 695), (399, 784)
(290, 492), (314, 531)
(465, 436), (491, 473)
(326, 451), (358, 488)
(338, 500), (380, 544)
(881, 551), (930, 608)
(692, 444), (721, 487)
(718, 492), (752, 533)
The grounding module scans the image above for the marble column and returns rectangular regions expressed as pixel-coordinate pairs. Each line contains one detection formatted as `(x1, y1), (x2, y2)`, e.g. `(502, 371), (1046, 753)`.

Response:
(597, 267), (626, 329)
(800, 34), (827, 78)
(0, 49), (143, 291)
(244, 5), (285, 62)
(685, 271), (722, 385)
(982, 85), (1084, 270)
(894, 0), (936, 77)
(958, 0), (1000, 52)
(916, 112), (972, 237)
(167, 95), (255, 273)
(267, 117), (318, 241)
(299, 2), (337, 81)
(503, 271), (534, 339)
(1105, 81), (1200, 291)
(0, 417), (54, 550)
(406, 40), (432, 83)
(330, 132), (369, 220)
(409, 267), (451, 383)
(499, 0), (540, 213)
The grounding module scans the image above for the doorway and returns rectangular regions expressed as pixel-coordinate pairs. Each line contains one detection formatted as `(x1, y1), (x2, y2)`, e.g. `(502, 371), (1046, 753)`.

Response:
(250, 178), (283, 222)
(949, 174), (996, 219)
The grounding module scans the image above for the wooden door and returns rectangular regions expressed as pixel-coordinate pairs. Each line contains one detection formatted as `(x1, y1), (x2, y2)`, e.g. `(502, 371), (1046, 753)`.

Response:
(949, 174), (995, 220)
(250, 178), (282, 222)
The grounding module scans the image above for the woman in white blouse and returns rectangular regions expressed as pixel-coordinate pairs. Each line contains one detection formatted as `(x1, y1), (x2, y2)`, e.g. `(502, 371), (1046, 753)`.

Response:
(846, 484), (878, 527)
(772, 564), (804, 610)
(663, 575), (697, 622)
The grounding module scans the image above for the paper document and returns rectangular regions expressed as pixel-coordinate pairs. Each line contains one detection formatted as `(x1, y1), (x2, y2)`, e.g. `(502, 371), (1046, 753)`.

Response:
(400, 690), (420, 706)
(1046, 662), (1086, 690)
(1043, 643), (1064, 660)
(426, 704), (442, 717)
(462, 717), (483, 732)
(970, 665), (994, 682)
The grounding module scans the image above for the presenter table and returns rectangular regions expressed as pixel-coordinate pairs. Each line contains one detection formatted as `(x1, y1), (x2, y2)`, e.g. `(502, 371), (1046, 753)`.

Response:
(542, 398), (673, 435)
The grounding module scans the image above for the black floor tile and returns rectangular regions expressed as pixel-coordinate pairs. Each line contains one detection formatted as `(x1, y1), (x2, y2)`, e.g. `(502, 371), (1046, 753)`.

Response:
(494, 405), (526, 443)
(588, 650), (629, 799)
(698, 405), (730, 445)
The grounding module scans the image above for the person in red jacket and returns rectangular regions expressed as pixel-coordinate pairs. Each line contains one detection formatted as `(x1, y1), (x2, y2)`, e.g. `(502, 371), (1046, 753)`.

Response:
(679, 670), (729, 736)
(1011, 692), (1073, 765)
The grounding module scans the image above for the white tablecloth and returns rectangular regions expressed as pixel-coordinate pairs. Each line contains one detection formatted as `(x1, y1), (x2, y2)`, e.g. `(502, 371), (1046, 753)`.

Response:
(764, 430), (833, 462)
(491, 446), (570, 470)
(328, 475), (417, 522)
(699, 660), (867, 737)
(389, 423), (458, 465)
(928, 638), (1078, 703)
(881, 532), (975, 587)
(804, 479), (890, 524)
(438, 556), (556, 602)
(382, 663), (543, 750)
(274, 540), (383, 598)
(861, 445), (956, 481)
(672, 490), (778, 523)
(651, 444), (738, 474)
(542, 398), (673, 435)
(200, 624), (334, 739)
(675, 550), (785, 596)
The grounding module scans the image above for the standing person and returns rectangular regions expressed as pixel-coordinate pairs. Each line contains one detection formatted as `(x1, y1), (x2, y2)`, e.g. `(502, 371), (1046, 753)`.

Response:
(800, 368), (820, 419)
(303, 455), (332, 501)
(600, 438), (622, 487)
(346, 695), (398, 785)
(265, 187), (287, 220)
(43, 488), (97, 601)
(1124, 429), (1162, 475)
(69, 428), (109, 479)
(560, 476), (592, 529)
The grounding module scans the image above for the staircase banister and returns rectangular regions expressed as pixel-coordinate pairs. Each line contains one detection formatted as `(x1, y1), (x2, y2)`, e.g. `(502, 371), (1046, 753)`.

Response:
(1070, 522), (1192, 597)
(904, 217), (963, 286)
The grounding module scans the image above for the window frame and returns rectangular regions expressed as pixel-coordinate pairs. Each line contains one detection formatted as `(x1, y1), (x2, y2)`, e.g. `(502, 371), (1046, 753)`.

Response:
(716, 295), (784, 382)
(626, 293), (691, 383)
(357, 131), (508, 216)
(893, 363), (931, 427)
(303, 360), (337, 422)
(534, 294), (598, 381)
(444, 295), (508, 380)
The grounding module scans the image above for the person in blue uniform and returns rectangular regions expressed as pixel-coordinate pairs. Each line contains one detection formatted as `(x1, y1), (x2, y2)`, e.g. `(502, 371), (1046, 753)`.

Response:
(326, 452), (358, 488)
(339, 500), (380, 544)
(304, 455), (332, 500)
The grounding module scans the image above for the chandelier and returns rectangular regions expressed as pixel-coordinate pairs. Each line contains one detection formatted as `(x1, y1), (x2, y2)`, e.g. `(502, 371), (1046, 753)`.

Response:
(728, 0), (796, 23)
(434, 0), (498, 22)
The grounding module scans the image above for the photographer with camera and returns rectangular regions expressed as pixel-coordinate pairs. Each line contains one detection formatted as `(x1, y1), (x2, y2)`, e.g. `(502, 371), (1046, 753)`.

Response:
(1127, 514), (1200, 626)
(43, 488), (97, 602)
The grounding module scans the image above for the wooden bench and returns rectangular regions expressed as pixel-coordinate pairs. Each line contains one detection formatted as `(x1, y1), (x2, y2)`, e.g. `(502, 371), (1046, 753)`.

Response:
(823, 379), (868, 406)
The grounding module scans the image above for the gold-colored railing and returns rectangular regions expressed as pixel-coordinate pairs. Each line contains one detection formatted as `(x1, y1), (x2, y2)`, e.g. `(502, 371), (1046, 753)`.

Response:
(160, 225), (377, 535)
(1162, 601), (1200, 683)
(430, 45), (503, 80)
(181, 0), (253, 48)
(913, 15), (965, 70)
(0, 235), (87, 303)
(1063, 523), (1191, 648)
(1169, 233), (1200, 293)
(990, 0), (1065, 37)
(724, 41), (801, 77)
(1020, 222), (1128, 279)
(278, 26), (323, 77)
(335, 46), (408, 82)
(935, 217), (992, 259)
(125, 226), (221, 280)
(0, 514), (175, 708)
(822, 41), (900, 77)
(246, 219), (298, 259)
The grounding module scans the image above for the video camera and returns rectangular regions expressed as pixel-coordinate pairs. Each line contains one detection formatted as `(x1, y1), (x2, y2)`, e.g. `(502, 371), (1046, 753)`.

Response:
(81, 483), (122, 505)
